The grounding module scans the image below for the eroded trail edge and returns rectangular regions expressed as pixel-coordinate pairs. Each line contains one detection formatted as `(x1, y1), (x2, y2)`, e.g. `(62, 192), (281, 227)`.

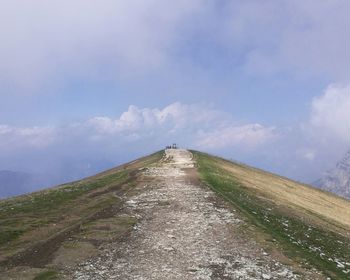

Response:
(73, 149), (322, 280)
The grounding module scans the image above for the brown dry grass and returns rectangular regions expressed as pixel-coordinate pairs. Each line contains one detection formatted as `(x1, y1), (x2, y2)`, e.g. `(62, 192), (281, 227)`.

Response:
(213, 156), (350, 233)
(51, 241), (98, 268)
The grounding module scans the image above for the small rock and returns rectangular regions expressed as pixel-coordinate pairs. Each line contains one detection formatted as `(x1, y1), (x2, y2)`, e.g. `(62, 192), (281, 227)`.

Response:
(164, 246), (175, 252)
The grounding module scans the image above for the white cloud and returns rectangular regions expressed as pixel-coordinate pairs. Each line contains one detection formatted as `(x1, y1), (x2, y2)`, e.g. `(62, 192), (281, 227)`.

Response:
(0, 125), (55, 151)
(0, 103), (275, 156)
(310, 84), (350, 142)
(84, 103), (276, 149)
(296, 148), (316, 162)
(1, 98), (345, 186)
(196, 124), (276, 150)
(87, 103), (225, 134)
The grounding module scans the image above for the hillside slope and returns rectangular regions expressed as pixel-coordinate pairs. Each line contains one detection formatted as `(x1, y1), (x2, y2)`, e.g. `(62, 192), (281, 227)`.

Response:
(194, 151), (350, 279)
(0, 150), (350, 279)
(0, 151), (162, 279)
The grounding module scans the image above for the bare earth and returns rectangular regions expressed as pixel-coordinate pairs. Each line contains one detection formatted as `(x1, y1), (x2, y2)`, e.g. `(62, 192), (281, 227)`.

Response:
(73, 149), (323, 280)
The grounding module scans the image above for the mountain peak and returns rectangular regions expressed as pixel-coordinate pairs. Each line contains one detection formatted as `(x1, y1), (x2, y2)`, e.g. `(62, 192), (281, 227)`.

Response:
(316, 150), (350, 199)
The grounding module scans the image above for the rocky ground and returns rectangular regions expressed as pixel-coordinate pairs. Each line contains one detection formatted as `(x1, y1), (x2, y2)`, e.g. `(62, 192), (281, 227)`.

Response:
(71, 149), (324, 280)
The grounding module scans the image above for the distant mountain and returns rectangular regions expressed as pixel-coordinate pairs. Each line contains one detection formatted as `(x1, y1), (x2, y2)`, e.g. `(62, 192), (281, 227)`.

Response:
(0, 159), (115, 199)
(0, 170), (36, 198)
(315, 150), (350, 199)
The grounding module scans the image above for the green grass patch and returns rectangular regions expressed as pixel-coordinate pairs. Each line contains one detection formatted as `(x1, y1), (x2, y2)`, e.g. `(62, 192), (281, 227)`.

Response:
(33, 270), (58, 280)
(0, 151), (163, 248)
(0, 170), (130, 246)
(193, 151), (350, 279)
(0, 171), (128, 216)
(0, 229), (24, 245)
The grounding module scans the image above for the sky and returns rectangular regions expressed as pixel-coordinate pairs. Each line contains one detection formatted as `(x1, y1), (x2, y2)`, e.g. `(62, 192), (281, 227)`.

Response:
(1, 0), (350, 194)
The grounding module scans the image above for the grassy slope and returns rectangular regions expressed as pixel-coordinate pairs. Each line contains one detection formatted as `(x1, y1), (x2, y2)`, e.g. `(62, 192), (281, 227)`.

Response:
(0, 151), (162, 270)
(193, 151), (350, 280)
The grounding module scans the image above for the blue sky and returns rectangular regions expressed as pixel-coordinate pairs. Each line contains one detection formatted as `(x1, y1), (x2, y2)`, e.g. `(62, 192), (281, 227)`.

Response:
(1, 1), (350, 193)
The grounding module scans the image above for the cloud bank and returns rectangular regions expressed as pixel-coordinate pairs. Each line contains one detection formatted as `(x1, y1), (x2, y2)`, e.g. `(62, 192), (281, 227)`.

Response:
(1, 91), (349, 186)
(3, 1), (350, 96)
(0, 102), (279, 197)
(1, 90), (349, 196)
(311, 84), (350, 143)
(0, 103), (275, 163)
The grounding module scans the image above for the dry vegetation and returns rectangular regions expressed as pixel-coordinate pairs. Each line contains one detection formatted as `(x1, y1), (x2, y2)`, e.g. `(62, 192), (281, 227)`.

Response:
(218, 156), (350, 232)
(194, 151), (350, 279)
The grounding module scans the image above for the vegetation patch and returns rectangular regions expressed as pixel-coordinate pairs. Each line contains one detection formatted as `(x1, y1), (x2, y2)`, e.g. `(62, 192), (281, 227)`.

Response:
(0, 171), (128, 216)
(0, 151), (163, 270)
(78, 215), (137, 243)
(0, 170), (127, 248)
(0, 229), (24, 246)
(193, 151), (350, 280)
(33, 270), (59, 280)
(51, 241), (97, 268)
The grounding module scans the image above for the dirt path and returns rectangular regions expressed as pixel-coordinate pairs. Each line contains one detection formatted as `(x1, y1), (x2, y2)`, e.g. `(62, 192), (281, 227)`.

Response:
(73, 150), (322, 279)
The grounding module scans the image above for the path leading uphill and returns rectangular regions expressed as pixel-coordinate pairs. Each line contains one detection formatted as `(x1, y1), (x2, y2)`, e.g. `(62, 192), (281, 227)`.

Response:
(73, 149), (323, 279)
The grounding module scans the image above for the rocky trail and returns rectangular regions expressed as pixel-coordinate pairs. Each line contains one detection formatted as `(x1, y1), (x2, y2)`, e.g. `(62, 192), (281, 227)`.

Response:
(72, 149), (323, 280)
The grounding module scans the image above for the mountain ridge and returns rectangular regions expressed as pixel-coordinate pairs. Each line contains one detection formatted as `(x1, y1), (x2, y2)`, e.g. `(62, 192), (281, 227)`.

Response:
(0, 150), (349, 279)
